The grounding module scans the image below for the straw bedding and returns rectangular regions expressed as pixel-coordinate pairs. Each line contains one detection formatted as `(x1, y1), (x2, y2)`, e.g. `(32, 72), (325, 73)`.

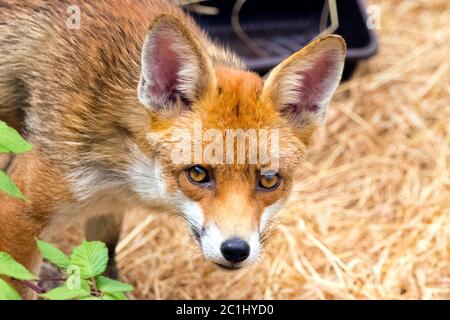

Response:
(53, 0), (450, 299)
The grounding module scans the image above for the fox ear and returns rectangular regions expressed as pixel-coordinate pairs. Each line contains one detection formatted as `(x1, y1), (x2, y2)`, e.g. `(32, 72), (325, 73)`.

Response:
(262, 35), (346, 127)
(138, 15), (216, 112)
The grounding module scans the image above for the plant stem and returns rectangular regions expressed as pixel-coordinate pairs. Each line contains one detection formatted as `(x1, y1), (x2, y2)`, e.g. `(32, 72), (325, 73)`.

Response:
(19, 280), (46, 294)
(91, 278), (101, 297)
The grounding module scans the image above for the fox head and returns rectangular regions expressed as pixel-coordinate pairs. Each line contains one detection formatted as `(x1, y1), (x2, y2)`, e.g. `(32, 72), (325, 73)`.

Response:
(129, 15), (346, 270)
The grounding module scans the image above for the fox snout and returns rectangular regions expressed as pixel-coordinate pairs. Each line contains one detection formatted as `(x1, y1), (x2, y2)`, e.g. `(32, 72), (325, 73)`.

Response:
(188, 202), (260, 270)
(197, 223), (260, 270)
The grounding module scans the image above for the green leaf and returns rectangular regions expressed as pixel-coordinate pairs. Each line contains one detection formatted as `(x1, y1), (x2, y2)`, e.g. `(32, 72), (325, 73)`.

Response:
(40, 286), (90, 300)
(79, 278), (91, 293)
(70, 240), (108, 278)
(0, 252), (36, 280)
(0, 278), (22, 300)
(40, 278), (91, 301)
(0, 121), (32, 154)
(0, 170), (25, 200)
(37, 240), (71, 270)
(95, 276), (133, 294)
(102, 292), (127, 300)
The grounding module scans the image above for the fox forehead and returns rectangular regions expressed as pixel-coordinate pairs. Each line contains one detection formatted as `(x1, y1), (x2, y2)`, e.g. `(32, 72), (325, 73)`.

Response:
(150, 65), (313, 155)
(148, 66), (282, 132)
(198, 66), (278, 130)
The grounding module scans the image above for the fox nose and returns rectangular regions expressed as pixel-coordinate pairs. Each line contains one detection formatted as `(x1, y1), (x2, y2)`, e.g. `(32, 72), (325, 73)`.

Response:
(221, 238), (250, 263)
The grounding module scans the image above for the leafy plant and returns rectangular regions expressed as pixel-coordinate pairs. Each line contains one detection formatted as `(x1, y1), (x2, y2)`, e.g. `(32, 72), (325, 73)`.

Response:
(0, 122), (133, 300)
(0, 240), (133, 300)
(0, 120), (32, 200)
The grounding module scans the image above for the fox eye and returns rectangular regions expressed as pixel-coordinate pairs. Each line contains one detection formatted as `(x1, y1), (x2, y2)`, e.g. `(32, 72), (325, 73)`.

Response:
(187, 166), (210, 184)
(258, 173), (281, 191)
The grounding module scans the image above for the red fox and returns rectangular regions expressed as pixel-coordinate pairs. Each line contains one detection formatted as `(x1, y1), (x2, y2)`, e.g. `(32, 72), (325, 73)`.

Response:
(0, 0), (345, 297)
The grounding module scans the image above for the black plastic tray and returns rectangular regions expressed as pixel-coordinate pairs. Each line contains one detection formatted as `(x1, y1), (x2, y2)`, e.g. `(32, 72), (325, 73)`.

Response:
(185, 0), (378, 79)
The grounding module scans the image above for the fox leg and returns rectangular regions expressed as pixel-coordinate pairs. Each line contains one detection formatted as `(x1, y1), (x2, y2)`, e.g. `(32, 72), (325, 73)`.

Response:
(0, 152), (63, 299)
(85, 213), (124, 280)
(0, 185), (47, 299)
(0, 196), (43, 299)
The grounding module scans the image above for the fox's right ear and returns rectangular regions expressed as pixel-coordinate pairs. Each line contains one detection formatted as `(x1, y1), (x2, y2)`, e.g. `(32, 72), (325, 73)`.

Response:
(138, 15), (216, 112)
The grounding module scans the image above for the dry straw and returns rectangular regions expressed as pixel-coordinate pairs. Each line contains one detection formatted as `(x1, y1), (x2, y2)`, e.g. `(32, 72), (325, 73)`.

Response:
(53, 0), (449, 299)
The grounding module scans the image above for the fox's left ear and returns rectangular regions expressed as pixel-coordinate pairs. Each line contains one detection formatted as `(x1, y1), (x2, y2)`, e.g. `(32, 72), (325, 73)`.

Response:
(262, 35), (346, 127)
(138, 15), (216, 112)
